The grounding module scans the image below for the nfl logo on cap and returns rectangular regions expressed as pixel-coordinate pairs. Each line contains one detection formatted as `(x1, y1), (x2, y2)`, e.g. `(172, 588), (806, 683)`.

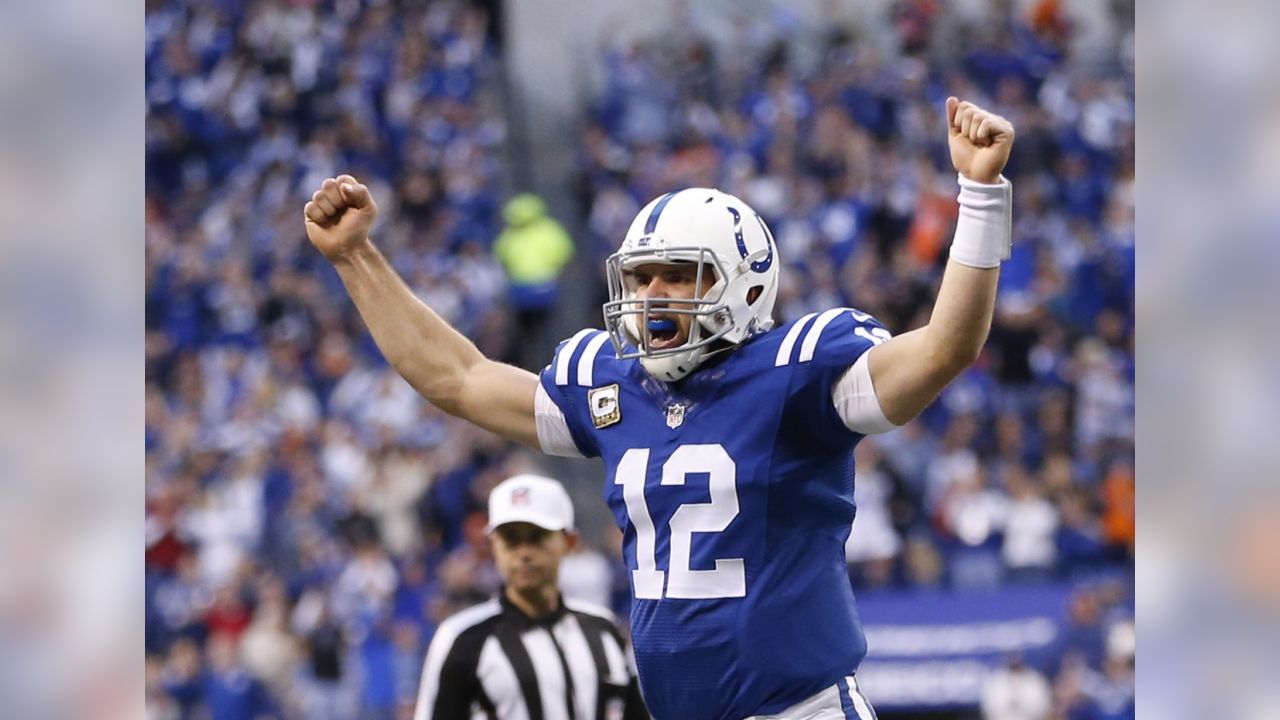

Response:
(485, 474), (575, 533)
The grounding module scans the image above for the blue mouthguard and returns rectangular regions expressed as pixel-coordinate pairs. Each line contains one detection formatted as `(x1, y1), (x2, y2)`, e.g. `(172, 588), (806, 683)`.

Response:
(647, 318), (676, 334)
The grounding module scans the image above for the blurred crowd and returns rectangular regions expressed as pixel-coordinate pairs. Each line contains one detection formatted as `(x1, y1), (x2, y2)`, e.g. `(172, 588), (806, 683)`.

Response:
(145, 0), (1134, 718)
(145, 1), (539, 717)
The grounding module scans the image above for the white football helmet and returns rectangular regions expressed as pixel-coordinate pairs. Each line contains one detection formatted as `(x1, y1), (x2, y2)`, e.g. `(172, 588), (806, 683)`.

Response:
(603, 188), (781, 382)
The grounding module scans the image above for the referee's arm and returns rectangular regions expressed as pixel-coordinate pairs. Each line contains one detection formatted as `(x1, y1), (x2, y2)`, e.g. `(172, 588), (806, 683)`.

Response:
(414, 629), (480, 720)
(623, 674), (648, 720)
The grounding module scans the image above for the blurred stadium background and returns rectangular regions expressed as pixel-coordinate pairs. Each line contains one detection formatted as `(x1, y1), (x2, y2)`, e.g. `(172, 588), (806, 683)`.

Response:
(144, 1), (1134, 718)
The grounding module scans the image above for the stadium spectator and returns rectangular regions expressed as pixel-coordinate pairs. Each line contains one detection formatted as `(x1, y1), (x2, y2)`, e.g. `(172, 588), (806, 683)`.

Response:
(558, 538), (618, 610)
(238, 573), (299, 704)
(202, 632), (281, 720)
(493, 193), (575, 369)
(980, 654), (1053, 720)
(845, 441), (904, 589)
(1002, 464), (1059, 581)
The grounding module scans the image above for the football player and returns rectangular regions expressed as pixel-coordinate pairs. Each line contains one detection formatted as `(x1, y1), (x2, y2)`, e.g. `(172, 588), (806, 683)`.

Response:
(303, 97), (1014, 720)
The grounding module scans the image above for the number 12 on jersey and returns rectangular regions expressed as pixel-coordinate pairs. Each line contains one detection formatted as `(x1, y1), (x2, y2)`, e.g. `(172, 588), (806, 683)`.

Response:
(614, 444), (746, 600)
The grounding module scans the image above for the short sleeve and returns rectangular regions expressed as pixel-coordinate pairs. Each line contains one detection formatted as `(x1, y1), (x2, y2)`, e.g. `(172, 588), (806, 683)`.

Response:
(536, 329), (615, 459)
(832, 351), (900, 435)
(534, 384), (584, 457)
(774, 308), (893, 446)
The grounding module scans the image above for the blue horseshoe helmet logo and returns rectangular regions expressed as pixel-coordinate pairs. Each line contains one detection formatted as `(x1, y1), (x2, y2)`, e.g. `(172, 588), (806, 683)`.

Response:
(727, 206), (774, 273)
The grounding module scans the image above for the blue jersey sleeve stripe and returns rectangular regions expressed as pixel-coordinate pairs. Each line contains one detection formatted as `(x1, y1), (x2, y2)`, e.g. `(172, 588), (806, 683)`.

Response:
(798, 308), (849, 362)
(576, 332), (611, 386)
(774, 312), (818, 366)
(554, 329), (596, 386)
(836, 676), (858, 719)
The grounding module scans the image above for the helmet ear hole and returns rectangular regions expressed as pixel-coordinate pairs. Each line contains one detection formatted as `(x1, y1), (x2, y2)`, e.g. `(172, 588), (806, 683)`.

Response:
(747, 285), (763, 305)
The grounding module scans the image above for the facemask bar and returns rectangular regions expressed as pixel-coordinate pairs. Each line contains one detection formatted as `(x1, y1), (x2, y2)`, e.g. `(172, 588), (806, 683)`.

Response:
(602, 246), (736, 359)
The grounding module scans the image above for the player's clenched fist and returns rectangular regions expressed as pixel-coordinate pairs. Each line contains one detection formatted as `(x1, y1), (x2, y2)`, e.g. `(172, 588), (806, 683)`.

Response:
(945, 97), (1015, 185)
(303, 174), (380, 262)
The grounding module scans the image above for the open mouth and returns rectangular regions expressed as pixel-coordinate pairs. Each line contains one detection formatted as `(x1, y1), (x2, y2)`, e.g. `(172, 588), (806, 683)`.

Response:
(647, 317), (681, 350)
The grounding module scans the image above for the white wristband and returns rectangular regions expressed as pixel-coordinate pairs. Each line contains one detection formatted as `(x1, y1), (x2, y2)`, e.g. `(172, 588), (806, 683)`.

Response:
(949, 173), (1013, 268)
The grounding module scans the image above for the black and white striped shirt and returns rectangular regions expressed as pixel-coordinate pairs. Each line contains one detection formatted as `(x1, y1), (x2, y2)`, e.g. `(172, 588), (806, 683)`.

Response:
(414, 591), (649, 720)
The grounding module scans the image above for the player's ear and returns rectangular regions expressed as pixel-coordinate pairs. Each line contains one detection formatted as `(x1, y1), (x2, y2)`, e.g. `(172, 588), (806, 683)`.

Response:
(562, 530), (579, 553)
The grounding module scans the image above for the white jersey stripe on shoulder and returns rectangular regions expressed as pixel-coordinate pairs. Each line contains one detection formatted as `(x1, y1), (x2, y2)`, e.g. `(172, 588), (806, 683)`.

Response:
(414, 599), (501, 720)
(555, 329), (596, 386)
(798, 308), (848, 363)
(576, 332), (611, 386)
(775, 312), (819, 366)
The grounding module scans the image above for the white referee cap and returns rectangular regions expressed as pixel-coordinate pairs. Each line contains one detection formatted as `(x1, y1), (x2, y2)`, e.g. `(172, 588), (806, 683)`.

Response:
(486, 474), (575, 533)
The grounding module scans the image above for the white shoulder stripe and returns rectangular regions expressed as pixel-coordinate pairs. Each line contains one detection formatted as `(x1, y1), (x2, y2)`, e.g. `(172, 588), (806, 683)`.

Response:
(798, 308), (848, 362)
(554, 329), (596, 386)
(576, 332), (611, 386)
(414, 599), (501, 720)
(775, 312), (818, 366)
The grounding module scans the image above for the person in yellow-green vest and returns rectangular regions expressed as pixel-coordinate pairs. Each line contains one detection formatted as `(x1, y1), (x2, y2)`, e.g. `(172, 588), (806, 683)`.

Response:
(494, 194), (575, 369)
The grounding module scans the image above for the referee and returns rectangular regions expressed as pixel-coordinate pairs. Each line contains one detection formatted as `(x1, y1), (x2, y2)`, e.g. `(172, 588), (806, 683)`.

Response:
(414, 474), (649, 720)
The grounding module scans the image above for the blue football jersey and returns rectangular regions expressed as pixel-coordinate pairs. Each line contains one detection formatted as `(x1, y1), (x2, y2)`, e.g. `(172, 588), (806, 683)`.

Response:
(539, 308), (892, 720)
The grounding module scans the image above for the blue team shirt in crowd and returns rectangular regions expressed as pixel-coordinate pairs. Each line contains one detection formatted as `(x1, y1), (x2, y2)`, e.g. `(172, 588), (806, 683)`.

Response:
(540, 308), (889, 720)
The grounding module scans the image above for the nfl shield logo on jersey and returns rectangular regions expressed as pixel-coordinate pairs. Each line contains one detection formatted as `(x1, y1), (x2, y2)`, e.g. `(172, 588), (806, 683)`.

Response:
(665, 403), (685, 429)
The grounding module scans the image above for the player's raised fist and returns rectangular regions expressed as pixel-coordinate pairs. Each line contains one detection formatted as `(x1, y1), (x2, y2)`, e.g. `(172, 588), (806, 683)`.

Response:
(303, 174), (380, 261)
(945, 97), (1015, 184)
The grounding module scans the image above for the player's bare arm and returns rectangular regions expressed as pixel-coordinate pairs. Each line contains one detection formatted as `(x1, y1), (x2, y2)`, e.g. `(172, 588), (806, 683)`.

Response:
(303, 174), (540, 446)
(867, 97), (1015, 425)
